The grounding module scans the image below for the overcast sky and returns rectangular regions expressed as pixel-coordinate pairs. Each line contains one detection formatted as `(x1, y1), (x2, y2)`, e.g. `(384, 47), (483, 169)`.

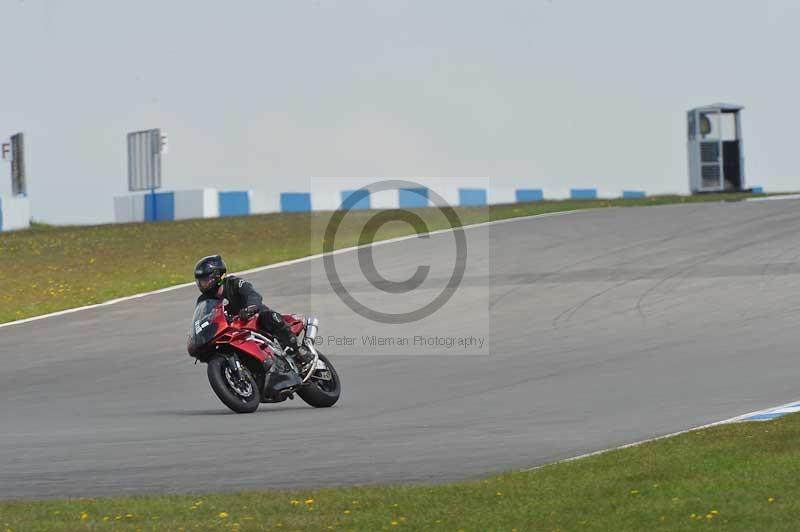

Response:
(1, 0), (799, 224)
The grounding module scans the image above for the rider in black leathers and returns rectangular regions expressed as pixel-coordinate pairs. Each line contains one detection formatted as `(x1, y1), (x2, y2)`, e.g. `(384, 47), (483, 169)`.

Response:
(193, 254), (311, 397)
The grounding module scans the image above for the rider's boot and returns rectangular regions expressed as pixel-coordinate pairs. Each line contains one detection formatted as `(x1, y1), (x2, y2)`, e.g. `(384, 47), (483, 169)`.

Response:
(271, 316), (315, 369)
(260, 309), (314, 372)
(291, 343), (315, 372)
(278, 332), (315, 373)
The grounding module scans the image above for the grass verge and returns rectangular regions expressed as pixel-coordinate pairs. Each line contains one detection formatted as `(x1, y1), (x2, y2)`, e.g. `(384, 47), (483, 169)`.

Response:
(0, 192), (777, 324)
(2, 412), (799, 531)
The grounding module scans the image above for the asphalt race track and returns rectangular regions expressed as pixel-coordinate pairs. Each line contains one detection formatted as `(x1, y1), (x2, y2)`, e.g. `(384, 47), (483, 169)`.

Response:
(3, 199), (800, 499)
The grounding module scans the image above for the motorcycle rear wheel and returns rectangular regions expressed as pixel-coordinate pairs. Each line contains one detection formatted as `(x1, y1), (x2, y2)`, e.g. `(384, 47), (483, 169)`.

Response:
(207, 355), (261, 413)
(298, 352), (341, 408)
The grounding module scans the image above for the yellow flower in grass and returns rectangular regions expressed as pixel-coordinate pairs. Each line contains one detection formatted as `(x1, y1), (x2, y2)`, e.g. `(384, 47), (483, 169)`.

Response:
(304, 499), (314, 505)
(768, 497), (776, 503)
(219, 512), (229, 519)
(344, 510), (351, 515)
(290, 500), (300, 506)
(79, 511), (89, 521)
(391, 521), (399, 526)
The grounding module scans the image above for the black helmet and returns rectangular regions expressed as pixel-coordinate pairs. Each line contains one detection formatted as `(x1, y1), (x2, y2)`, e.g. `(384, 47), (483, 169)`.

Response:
(194, 254), (227, 296)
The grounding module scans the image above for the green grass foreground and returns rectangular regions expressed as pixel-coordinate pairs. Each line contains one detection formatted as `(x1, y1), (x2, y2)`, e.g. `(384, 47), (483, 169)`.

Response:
(2, 413), (800, 531)
(0, 192), (773, 324)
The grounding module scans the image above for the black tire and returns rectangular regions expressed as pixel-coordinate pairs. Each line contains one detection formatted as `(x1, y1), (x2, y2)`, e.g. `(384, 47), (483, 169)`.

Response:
(207, 355), (261, 413)
(298, 352), (341, 408)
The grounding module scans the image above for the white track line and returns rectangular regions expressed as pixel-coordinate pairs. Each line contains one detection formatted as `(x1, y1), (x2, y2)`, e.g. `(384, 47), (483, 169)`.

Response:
(745, 194), (800, 202)
(521, 397), (800, 473)
(0, 209), (580, 329)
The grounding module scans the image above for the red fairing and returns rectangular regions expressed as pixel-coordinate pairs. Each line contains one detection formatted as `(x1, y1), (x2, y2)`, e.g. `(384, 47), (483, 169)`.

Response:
(228, 333), (272, 363)
(283, 313), (306, 335)
(231, 313), (304, 335)
(223, 315), (277, 363)
(232, 314), (261, 330)
(189, 300), (304, 364)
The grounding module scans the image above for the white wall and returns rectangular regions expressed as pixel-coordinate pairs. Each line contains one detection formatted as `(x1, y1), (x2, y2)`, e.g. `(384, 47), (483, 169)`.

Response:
(250, 190), (280, 215)
(311, 190), (341, 212)
(1, 195), (31, 231)
(488, 188), (516, 205)
(114, 188), (251, 223)
(113, 194), (144, 224)
(309, 177), (494, 210)
(174, 189), (208, 220)
(203, 188), (219, 218)
(0, 139), (29, 230)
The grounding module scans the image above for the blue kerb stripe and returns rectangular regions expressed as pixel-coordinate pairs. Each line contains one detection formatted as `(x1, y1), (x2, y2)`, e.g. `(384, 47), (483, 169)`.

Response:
(219, 191), (250, 217)
(570, 188), (597, 200)
(516, 189), (543, 202)
(280, 192), (312, 212)
(459, 188), (487, 206)
(751, 186), (764, 193)
(745, 413), (785, 421)
(623, 190), (646, 199)
(144, 192), (175, 222)
(341, 189), (370, 210)
(399, 188), (428, 208)
(742, 405), (800, 422)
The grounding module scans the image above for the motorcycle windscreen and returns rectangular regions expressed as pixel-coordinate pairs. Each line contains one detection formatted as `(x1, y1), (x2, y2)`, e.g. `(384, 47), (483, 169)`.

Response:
(189, 298), (224, 352)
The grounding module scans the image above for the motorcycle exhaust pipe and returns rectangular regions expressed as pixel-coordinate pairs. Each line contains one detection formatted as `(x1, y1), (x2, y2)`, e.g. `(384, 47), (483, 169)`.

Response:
(305, 317), (319, 342)
(300, 317), (321, 384)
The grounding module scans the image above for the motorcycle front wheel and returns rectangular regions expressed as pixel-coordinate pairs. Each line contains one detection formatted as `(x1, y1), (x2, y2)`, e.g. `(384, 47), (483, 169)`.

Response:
(207, 355), (261, 413)
(298, 352), (341, 408)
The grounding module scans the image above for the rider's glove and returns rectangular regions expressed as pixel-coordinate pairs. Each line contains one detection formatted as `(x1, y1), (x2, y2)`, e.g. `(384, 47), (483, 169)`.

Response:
(239, 305), (259, 320)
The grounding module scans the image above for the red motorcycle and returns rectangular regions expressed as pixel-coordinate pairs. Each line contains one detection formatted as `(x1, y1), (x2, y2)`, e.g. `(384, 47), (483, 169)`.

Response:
(187, 298), (341, 413)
